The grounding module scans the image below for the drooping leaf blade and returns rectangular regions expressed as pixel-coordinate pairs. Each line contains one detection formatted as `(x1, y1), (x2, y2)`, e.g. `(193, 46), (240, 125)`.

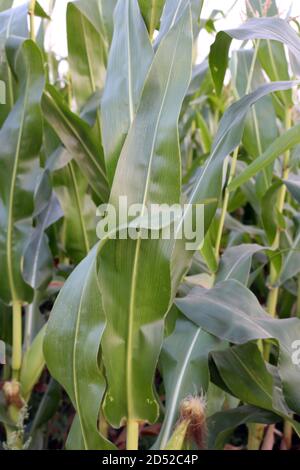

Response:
(176, 280), (300, 414)
(209, 18), (300, 94)
(171, 81), (297, 293)
(216, 244), (265, 285)
(207, 405), (279, 450)
(42, 84), (109, 204)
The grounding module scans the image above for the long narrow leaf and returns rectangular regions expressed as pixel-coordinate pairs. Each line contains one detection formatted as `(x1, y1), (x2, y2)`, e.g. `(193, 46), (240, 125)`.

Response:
(44, 246), (115, 450)
(0, 38), (45, 304)
(99, 6), (193, 427)
(42, 85), (109, 204)
(101, 0), (153, 183)
(210, 18), (300, 94)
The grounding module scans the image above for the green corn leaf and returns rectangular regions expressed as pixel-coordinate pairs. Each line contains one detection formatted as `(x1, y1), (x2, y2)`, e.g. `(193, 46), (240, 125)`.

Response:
(209, 18), (300, 95)
(156, 0), (204, 44)
(42, 84), (109, 204)
(0, 4), (29, 125)
(73, 0), (117, 47)
(101, 0), (153, 184)
(67, 1), (106, 112)
(246, 0), (292, 110)
(211, 343), (283, 414)
(51, 150), (97, 263)
(231, 49), (278, 159)
(231, 49), (278, 195)
(0, 38), (45, 305)
(228, 123), (300, 192)
(20, 325), (46, 402)
(44, 246), (115, 450)
(284, 173), (300, 203)
(98, 6), (193, 428)
(0, 0), (13, 12)
(23, 170), (63, 290)
(210, 342), (300, 436)
(138, 0), (165, 37)
(66, 414), (86, 450)
(176, 280), (300, 414)
(171, 81), (297, 293)
(29, 379), (61, 436)
(163, 419), (189, 450)
(207, 405), (279, 450)
(261, 180), (284, 245)
(34, 2), (50, 20)
(216, 244), (265, 285)
(200, 227), (218, 274)
(0, 4), (28, 38)
(277, 228), (300, 286)
(156, 316), (223, 449)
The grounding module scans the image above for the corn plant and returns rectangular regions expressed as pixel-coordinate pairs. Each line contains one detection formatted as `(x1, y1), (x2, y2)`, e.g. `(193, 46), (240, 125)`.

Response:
(1, 0), (300, 452)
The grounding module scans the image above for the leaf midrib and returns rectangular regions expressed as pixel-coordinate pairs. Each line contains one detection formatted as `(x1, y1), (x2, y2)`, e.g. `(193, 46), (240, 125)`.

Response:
(126, 0), (134, 123)
(79, 11), (103, 149)
(45, 91), (107, 182)
(126, 19), (185, 421)
(6, 55), (31, 301)
(72, 258), (95, 450)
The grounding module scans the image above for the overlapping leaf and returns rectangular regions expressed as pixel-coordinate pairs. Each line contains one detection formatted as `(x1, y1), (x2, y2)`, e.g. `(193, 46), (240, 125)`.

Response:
(156, 316), (223, 449)
(176, 280), (300, 414)
(23, 170), (63, 290)
(44, 246), (115, 450)
(101, 0), (153, 183)
(0, 38), (45, 304)
(67, 0), (107, 150)
(171, 81), (297, 292)
(138, 0), (165, 37)
(42, 84), (109, 204)
(99, 6), (193, 428)
(210, 17), (300, 95)
(229, 124), (300, 192)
